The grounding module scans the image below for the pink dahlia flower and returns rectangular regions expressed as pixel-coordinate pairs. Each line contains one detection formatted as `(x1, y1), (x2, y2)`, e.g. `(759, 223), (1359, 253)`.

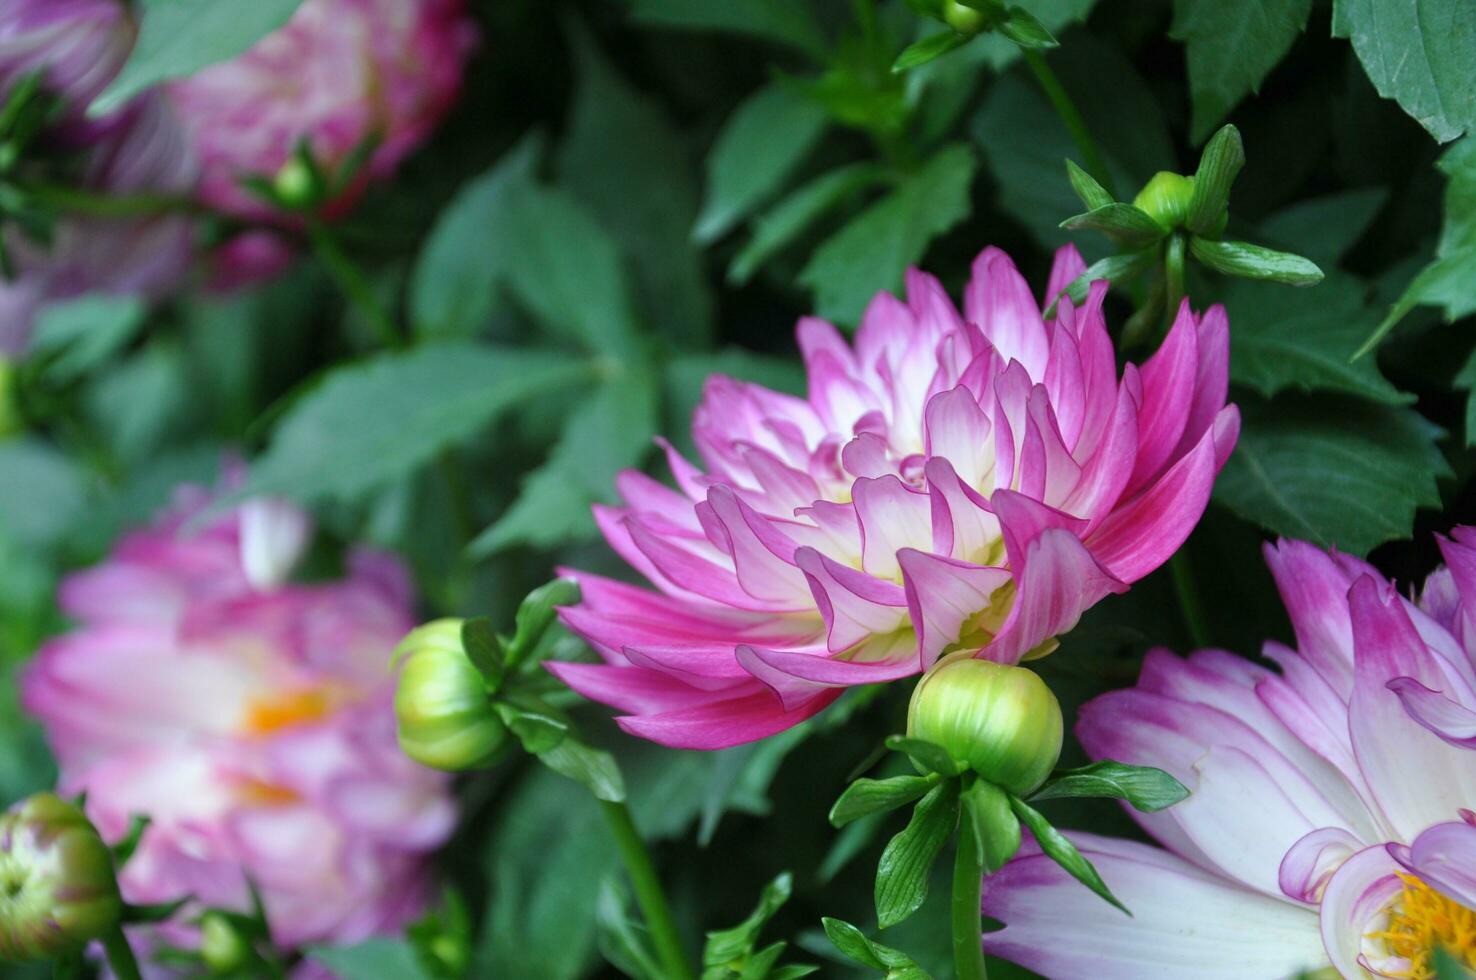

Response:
(0, 0), (135, 139)
(20, 483), (455, 958)
(981, 534), (1476, 979)
(552, 246), (1239, 749)
(165, 0), (477, 222)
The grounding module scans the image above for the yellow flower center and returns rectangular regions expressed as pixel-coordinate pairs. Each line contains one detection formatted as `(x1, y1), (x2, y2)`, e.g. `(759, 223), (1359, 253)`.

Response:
(242, 687), (337, 735)
(1366, 872), (1476, 979)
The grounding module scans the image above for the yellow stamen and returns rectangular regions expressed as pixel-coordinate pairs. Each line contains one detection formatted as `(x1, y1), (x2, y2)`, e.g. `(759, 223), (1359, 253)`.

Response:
(1365, 872), (1476, 979)
(242, 687), (336, 735)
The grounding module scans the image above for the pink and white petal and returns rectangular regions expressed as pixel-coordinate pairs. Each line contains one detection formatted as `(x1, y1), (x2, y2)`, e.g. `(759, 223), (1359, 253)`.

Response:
(984, 523), (1124, 665)
(1348, 577), (1476, 840)
(618, 471), (706, 534)
(1043, 318), (1087, 448)
(983, 833), (1327, 980)
(546, 661), (739, 715)
(1318, 845), (1405, 979)
(1386, 675), (1476, 748)
(1042, 242), (1087, 312)
(1059, 381), (1138, 530)
(238, 497), (312, 590)
(1126, 299), (1199, 494)
(626, 514), (806, 613)
(923, 387), (994, 491)
(705, 486), (812, 605)
(1279, 827), (1364, 905)
(735, 644), (919, 710)
(898, 549), (1012, 667)
(923, 457), (1001, 564)
(1172, 304), (1230, 461)
(615, 686), (842, 749)
(1387, 819), (1476, 909)
(840, 432), (894, 481)
(852, 475), (935, 581)
(621, 644), (753, 686)
(795, 547), (909, 653)
(1262, 539), (1359, 700)
(965, 247), (1050, 381)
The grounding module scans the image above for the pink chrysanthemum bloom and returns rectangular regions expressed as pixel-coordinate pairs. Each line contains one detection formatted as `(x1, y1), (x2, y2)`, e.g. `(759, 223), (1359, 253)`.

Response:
(20, 483), (455, 958)
(551, 246), (1239, 749)
(165, 0), (477, 222)
(0, 0), (196, 355)
(981, 533), (1476, 979)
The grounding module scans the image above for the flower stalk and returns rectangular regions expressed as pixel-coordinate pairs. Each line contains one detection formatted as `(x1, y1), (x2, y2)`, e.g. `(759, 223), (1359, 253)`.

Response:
(599, 800), (694, 980)
(1022, 48), (1114, 198)
(101, 926), (142, 980)
(952, 818), (988, 980)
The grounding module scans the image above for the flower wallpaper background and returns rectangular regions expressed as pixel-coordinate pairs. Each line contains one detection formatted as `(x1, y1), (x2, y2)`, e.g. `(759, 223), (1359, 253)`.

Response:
(0, 1), (1473, 978)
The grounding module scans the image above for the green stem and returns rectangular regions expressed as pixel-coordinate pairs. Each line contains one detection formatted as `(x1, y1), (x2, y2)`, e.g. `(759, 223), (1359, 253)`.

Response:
(1169, 551), (1211, 649)
(25, 184), (201, 218)
(952, 833), (988, 980)
(101, 926), (143, 980)
(305, 216), (401, 349)
(1021, 48), (1114, 198)
(598, 799), (693, 980)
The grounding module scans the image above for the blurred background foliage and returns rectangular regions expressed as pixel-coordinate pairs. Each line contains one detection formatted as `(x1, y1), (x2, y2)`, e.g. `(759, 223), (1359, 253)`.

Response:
(2, 0), (1474, 975)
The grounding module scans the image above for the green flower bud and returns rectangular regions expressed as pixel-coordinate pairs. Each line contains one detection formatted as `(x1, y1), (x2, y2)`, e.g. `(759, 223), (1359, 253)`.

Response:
(0, 793), (122, 961)
(393, 619), (508, 772)
(1132, 171), (1196, 231)
(906, 658), (1062, 794)
(199, 912), (250, 974)
(272, 155), (320, 211)
(942, 0), (989, 34)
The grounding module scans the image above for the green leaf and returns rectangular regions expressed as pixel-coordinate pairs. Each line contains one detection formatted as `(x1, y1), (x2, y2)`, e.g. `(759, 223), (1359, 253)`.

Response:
(799, 144), (977, 326)
(506, 579), (582, 664)
(1060, 203), (1167, 248)
(1008, 795), (1129, 914)
(892, 32), (971, 74)
(728, 163), (889, 284)
(874, 781), (960, 929)
(821, 918), (932, 978)
(1186, 124), (1244, 235)
(1357, 137), (1476, 355)
(961, 0), (1097, 72)
(1225, 275), (1413, 405)
(1169, 0), (1312, 143)
(498, 185), (642, 358)
(972, 35), (1173, 252)
(885, 736), (965, 777)
(1064, 159), (1113, 211)
(409, 136), (542, 339)
(696, 84), (830, 242)
(1259, 188), (1387, 270)
(308, 939), (432, 980)
(959, 779), (1020, 872)
(1213, 395), (1449, 556)
(460, 618), (505, 688)
(1049, 250), (1156, 312)
(1029, 761), (1190, 812)
(996, 7), (1058, 49)
(1333, 0), (1476, 143)
(31, 295), (147, 382)
(92, 0), (306, 116)
(557, 28), (713, 348)
(625, 0), (828, 59)
(537, 738), (627, 803)
(494, 700), (570, 754)
(470, 369), (658, 554)
(1189, 238), (1324, 285)
(83, 343), (190, 463)
(704, 872), (793, 968)
(830, 774), (940, 827)
(244, 344), (591, 503)
(1456, 347), (1476, 446)
(0, 439), (89, 551)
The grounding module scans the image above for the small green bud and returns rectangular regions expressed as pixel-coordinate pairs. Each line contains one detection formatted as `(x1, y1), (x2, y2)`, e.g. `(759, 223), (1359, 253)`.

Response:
(271, 155), (320, 211)
(393, 620), (508, 772)
(1132, 171), (1196, 231)
(0, 793), (122, 961)
(199, 912), (250, 973)
(906, 658), (1062, 794)
(942, 0), (989, 34)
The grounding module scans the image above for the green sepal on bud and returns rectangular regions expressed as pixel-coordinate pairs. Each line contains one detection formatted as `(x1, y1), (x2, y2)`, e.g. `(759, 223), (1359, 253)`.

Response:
(906, 658), (1062, 795)
(393, 619), (509, 772)
(0, 793), (122, 962)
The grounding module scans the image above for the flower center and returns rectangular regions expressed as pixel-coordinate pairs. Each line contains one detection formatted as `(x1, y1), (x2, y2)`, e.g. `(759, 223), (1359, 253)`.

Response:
(1367, 872), (1476, 979)
(242, 687), (336, 735)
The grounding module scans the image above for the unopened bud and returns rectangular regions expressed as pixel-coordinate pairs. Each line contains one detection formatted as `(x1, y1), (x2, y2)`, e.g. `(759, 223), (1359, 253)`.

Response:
(906, 658), (1062, 794)
(272, 155), (320, 211)
(1132, 171), (1195, 232)
(942, 0), (989, 34)
(199, 912), (250, 973)
(0, 793), (122, 961)
(393, 620), (508, 772)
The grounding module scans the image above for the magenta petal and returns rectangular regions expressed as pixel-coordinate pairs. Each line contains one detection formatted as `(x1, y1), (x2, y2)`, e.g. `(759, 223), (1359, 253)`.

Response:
(1126, 299), (1199, 493)
(547, 661), (729, 715)
(898, 549), (1012, 666)
(1042, 243), (1086, 311)
(795, 547), (908, 653)
(736, 644), (918, 710)
(615, 687), (842, 749)
(984, 525), (1124, 664)
(1386, 675), (1476, 748)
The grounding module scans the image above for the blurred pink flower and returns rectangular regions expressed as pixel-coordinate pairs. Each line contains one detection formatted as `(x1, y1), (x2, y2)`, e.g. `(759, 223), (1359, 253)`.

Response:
(166, 0), (477, 222)
(21, 480), (454, 957)
(0, 0), (196, 355)
(981, 534), (1476, 979)
(552, 246), (1239, 749)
